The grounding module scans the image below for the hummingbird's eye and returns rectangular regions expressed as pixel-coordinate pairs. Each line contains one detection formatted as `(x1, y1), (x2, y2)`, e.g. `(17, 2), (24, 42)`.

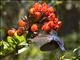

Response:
(48, 35), (53, 41)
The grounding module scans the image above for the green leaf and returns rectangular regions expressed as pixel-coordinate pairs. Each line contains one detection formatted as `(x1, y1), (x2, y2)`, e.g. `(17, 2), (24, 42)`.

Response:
(14, 32), (26, 43)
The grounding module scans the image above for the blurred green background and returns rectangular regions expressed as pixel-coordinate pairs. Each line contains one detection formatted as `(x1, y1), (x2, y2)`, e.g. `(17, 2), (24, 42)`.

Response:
(0, 0), (80, 60)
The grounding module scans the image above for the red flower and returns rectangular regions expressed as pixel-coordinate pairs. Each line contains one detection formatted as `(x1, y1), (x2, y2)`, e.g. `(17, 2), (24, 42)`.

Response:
(47, 21), (55, 29)
(33, 2), (40, 8)
(48, 13), (55, 21)
(34, 12), (41, 19)
(46, 7), (55, 16)
(54, 21), (62, 31)
(42, 2), (48, 8)
(55, 24), (59, 29)
(47, 7), (55, 13)
(41, 2), (48, 13)
(33, 2), (41, 12)
(18, 20), (26, 27)
(16, 27), (25, 36)
(8, 28), (16, 36)
(29, 8), (35, 14)
(41, 6), (48, 13)
(41, 23), (50, 32)
(31, 24), (38, 32)
(54, 18), (58, 24)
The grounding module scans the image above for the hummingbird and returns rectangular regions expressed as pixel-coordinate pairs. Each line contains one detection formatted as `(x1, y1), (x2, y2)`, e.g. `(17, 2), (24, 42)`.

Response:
(40, 33), (65, 52)
(28, 30), (65, 52)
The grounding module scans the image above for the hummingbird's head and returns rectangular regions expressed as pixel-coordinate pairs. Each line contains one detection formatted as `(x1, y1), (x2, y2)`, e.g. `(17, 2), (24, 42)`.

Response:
(47, 35), (54, 41)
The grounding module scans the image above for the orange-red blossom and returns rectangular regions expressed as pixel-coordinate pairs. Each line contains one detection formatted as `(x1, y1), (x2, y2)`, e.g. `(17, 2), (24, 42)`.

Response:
(31, 24), (38, 32)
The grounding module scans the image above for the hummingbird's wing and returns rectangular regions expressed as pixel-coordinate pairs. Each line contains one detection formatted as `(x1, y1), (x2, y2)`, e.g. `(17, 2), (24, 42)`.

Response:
(50, 35), (65, 51)
(40, 40), (59, 51)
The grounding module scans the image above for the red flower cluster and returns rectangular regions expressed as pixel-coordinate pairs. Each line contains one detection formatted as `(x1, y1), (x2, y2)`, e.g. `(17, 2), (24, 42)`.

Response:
(29, 2), (62, 32)
(41, 18), (62, 32)
(29, 2), (55, 19)
(7, 2), (62, 36)
(29, 2), (41, 19)
(7, 20), (26, 36)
